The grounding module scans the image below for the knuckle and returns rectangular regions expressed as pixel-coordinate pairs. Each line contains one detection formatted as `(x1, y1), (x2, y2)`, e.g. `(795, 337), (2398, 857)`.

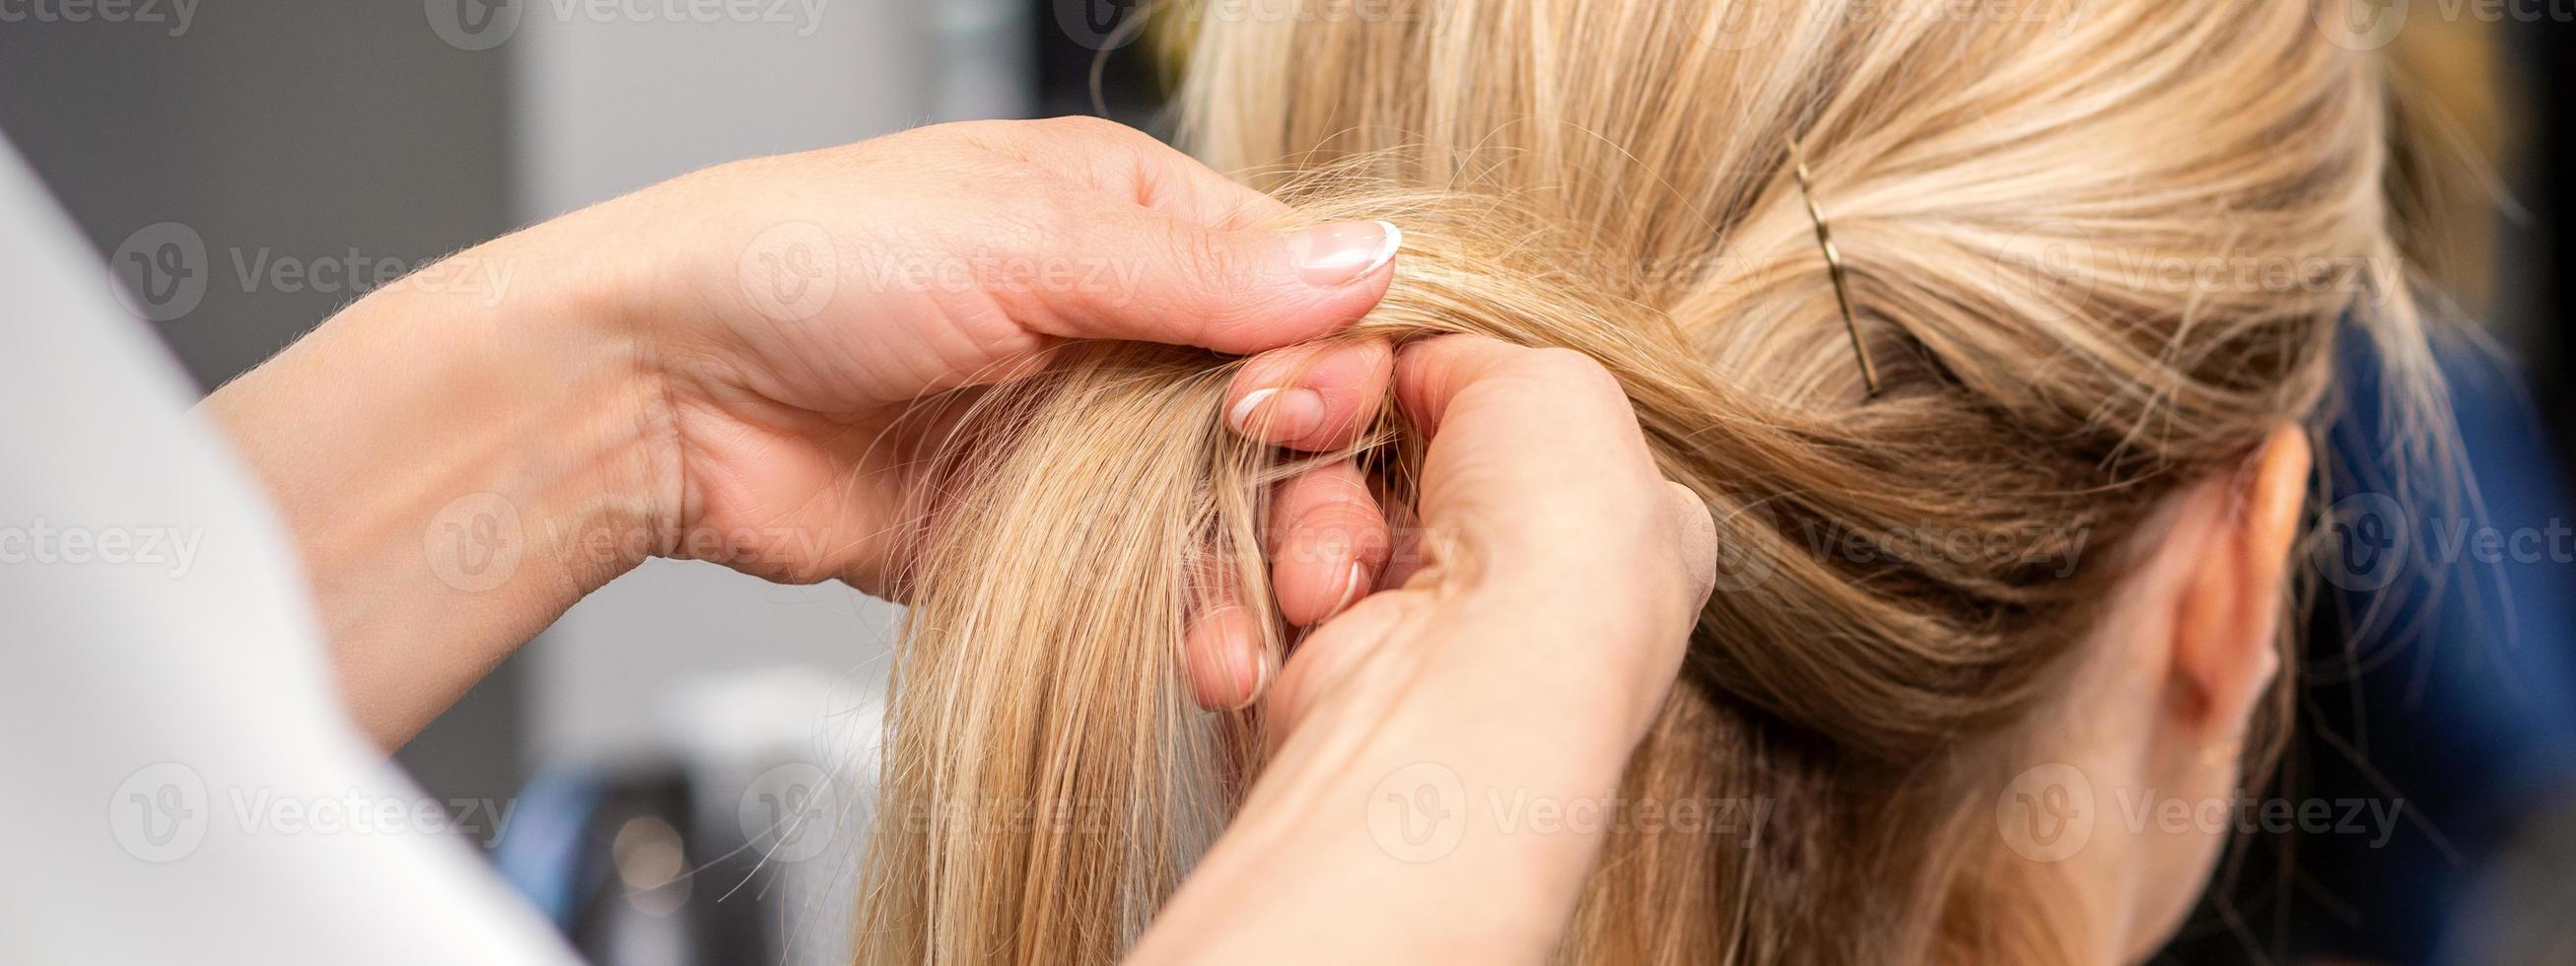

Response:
(1520, 346), (1613, 387)
(1038, 114), (1136, 147)
(1046, 114), (1119, 135)
(1516, 347), (1629, 407)
(1175, 224), (1245, 289)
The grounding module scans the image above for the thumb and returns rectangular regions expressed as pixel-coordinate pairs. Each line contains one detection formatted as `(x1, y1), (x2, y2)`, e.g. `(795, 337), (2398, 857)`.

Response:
(1036, 210), (1402, 355)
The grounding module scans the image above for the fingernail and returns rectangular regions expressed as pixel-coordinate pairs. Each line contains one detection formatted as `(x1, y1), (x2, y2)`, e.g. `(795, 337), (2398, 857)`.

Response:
(1327, 561), (1368, 619)
(1284, 220), (1402, 288)
(1227, 648), (1274, 712)
(1226, 385), (1326, 440)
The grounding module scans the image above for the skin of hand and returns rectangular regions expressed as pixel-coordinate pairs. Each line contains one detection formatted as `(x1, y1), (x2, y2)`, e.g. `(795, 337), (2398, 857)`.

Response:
(202, 116), (1402, 745)
(1137, 335), (1721, 964)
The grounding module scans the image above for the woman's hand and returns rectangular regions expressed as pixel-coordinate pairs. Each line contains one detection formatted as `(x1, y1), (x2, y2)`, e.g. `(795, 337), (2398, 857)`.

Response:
(1135, 336), (1719, 964)
(204, 117), (1399, 744)
(515, 114), (1401, 597)
(560, 116), (1402, 591)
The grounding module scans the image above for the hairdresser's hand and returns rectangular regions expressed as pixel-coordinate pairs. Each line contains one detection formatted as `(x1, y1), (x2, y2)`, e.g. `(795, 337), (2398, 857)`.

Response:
(547, 115), (1401, 592)
(1134, 336), (1719, 965)
(205, 116), (1399, 745)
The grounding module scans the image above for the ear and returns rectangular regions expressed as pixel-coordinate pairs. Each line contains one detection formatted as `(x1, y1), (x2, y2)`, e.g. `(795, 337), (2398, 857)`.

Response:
(2169, 425), (2312, 737)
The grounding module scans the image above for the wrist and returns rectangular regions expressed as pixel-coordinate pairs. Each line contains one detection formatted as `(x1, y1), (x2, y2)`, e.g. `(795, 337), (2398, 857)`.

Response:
(203, 231), (677, 743)
(456, 225), (682, 589)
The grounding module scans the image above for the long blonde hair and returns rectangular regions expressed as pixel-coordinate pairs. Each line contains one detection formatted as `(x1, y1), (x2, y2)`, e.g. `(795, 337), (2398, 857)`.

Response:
(855, 1), (2440, 962)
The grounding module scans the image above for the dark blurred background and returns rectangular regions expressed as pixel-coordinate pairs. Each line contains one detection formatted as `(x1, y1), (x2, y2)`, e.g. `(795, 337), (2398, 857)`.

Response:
(2, 3), (2570, 964)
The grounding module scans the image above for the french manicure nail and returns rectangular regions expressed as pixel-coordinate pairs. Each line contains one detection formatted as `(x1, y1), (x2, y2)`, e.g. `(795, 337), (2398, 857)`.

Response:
(1227, 385), (1325, 439)
(1228, 649), (1274, 712)
(1284, 220), (1402, 288)
(1329, 561), (1368, 618)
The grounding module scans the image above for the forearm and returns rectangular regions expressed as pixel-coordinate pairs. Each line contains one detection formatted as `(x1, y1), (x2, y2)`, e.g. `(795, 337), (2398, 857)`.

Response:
(201, 231), (666, 746)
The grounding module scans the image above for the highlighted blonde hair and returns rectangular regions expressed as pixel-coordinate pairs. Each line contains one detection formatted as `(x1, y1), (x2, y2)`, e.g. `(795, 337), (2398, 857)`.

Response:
(856, 1), (2442, 962)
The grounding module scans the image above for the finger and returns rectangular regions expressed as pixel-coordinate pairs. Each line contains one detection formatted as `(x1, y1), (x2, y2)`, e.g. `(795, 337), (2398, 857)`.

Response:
(1268, 460), (1391, 627)
(1034, 201), (1401, 356)
(1183, 555), (1270, 712)
(1223, 339), (1393, 449)
(1259, 590), (1416, 747)
(1391, 336), (1645, 497)
(1183, 605), (1265, 712)
(1390, 336), (1670, 582)
(1667, 479), (1719, 607)
(1392, 337), (1622, 441)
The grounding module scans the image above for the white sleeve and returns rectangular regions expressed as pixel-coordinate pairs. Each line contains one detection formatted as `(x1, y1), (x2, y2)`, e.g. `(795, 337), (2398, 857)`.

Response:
(0, 135), (584, 966)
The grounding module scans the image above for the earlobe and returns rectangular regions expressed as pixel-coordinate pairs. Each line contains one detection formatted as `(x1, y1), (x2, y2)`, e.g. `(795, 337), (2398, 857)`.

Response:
(2170, 425), (2312, 735)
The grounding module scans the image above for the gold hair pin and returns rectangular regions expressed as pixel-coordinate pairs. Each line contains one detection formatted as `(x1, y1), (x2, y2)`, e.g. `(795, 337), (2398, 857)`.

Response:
(1789, 143), (1882, 396)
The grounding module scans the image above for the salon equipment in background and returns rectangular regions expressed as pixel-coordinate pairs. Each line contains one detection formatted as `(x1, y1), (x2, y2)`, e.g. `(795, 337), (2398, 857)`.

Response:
(495, 667), (879, 966)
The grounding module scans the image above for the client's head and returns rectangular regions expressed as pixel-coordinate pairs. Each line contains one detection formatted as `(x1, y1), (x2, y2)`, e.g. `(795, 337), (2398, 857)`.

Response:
(858, 1), (2444, 963)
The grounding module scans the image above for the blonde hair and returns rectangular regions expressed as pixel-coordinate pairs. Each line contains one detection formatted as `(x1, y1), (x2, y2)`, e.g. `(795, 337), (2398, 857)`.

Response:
(855, 1), (2441, 962)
